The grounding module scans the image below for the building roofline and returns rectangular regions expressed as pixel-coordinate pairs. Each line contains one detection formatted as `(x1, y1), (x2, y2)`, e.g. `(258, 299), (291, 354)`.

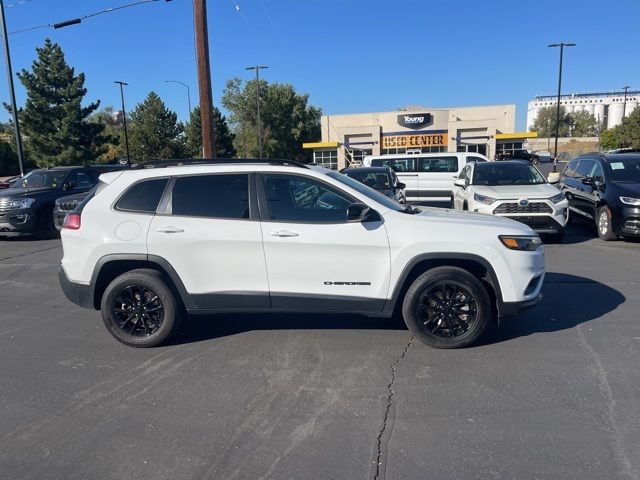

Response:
(530, 91), (640, 101)
(322, 104), (515, 118)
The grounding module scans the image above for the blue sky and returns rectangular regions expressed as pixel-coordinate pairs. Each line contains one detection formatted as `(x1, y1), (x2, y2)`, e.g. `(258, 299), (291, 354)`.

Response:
(1, 0), (638, 131)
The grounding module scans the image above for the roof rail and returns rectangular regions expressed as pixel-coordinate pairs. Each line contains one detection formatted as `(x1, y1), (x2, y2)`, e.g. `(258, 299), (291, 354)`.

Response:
(133, 158), (310, 169)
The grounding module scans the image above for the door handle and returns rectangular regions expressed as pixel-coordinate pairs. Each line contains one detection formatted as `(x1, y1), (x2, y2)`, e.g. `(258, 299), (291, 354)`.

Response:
(269, 230), (299, 237)
(156, 226), (185, 233)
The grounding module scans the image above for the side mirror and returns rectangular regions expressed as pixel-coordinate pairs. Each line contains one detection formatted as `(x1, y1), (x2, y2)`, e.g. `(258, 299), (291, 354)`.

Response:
(63, 181), (75, 191)
(347, 202), (378, 223)
(453, 179), (467, 188)
(396, 182), (406, 190)
(581, 177), (596, 186)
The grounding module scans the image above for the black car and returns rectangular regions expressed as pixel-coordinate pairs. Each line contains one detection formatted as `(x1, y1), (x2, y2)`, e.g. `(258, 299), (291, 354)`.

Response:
(341, 166), (406, 204)
(0, 165), (127, 238)
(559, 153), (640, 240)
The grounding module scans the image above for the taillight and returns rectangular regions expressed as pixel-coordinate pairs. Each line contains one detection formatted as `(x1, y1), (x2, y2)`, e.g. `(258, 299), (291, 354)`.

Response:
(62, 212), (81, 230)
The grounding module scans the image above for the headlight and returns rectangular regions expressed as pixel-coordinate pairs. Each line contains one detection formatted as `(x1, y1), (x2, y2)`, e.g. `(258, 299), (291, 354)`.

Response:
(499, 235), (542, 251)
(549, 192), (566, 204)
(474, 193), (497, 205)
(620, 196), (640, 206)
(4, 198), (35, 209)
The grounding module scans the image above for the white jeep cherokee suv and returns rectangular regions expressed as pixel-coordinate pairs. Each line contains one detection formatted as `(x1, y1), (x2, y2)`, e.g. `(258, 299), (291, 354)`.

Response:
(453, 160), (569, 242)
(59, 159), (545, 349)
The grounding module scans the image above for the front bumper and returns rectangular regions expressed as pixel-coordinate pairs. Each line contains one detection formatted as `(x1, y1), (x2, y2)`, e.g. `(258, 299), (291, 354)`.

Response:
(498, 293), (543, 317)
(0, 208), (36, 233)
(615, 205), (640, 237)
(472, 199), (568, 234)
(58, 267), (94, 309)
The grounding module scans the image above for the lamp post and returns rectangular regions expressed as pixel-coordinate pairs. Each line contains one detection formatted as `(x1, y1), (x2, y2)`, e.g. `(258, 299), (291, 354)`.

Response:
(245, 65), (268, 159)
(548, 42), (575, 172)
(0, 0), (25, 176)
(114, 81), (131, 165)
(621, 86), (631, 119)
(165, 80), (192, 116)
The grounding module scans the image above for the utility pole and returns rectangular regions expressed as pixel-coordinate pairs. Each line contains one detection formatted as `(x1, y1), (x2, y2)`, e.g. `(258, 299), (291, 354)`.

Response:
(245, 65), (268, 158)
(0, 0), (25, 176)
(548, 42), (575, 173)
(622, 86), (631, 119)
(194, 0), (215, 158)
(114, 81), (131, 165)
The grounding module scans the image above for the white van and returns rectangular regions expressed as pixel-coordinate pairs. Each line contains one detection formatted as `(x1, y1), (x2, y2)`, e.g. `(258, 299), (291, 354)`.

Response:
(363, 152), (489, 203)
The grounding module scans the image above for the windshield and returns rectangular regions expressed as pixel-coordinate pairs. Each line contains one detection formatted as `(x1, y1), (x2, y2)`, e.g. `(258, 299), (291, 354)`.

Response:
(326, 171), (404, 211)
(12, 170), (69, 189)
(605, 157), (640, 182)
(473, 163), (546, 186)
(344, 170), (392, 190)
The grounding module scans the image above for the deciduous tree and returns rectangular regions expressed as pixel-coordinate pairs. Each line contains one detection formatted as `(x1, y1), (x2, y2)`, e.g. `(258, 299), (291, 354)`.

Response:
(222, 77), (321, 161)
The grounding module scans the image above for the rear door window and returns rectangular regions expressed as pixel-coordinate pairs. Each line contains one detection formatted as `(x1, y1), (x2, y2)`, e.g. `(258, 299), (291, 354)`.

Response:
(171, 174), (249, 219)
(466, 156), (487, 163)
(418, 156), (459, 173)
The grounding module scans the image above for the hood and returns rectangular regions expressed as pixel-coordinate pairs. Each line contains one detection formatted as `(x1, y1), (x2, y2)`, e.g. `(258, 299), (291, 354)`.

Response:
(0, 186), (60, 198)
(414, 206), (534, 234)
(473, 183), (559, 200)
(610, 182), (640, 198)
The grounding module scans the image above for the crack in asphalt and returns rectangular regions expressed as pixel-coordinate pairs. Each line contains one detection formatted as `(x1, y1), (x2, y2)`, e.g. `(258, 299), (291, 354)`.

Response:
(373, 336), (414, 480)
(0, 245), (61, 262)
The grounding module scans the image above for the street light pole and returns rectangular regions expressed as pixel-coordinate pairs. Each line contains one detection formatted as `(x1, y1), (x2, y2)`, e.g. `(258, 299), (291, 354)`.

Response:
(114, 81), (131, 165)
(548, 42), (575, 173)
(165, 80), (192, 117)
(0, 0), (25, 176)
(245, 65), (268, 159)
(622, 85), (631, 119)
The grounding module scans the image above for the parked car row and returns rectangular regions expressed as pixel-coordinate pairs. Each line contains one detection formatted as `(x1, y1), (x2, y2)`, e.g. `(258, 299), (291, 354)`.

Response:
(0, 164), (129, 238)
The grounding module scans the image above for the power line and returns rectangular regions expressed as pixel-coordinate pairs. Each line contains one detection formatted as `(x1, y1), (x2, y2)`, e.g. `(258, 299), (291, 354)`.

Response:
(10, 0), (167, 35)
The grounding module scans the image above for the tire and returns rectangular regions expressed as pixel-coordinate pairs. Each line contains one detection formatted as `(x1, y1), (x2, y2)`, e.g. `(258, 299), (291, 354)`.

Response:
(596, 206), (617, 241)
(35, 207), (57, 239)
(100, 269), (179, 348)
(401, 266), (491, 349)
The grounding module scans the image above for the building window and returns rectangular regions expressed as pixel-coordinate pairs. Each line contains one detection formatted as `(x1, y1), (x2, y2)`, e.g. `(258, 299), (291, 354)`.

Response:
(313, 149), (338, 170)
(496, 141), (524, 156)
(350, 148), (373, 165)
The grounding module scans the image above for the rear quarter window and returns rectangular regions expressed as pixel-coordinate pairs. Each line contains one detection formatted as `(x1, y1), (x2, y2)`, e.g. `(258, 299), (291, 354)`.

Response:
(115, 178), (169, 213)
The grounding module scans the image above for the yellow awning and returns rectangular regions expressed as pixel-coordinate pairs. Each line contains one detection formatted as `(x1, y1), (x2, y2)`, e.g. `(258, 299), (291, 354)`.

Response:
(302, 141), (338, 149)
(495, 132), (538, 140)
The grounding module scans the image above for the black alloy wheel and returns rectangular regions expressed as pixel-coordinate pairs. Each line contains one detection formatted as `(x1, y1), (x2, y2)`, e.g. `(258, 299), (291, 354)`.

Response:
(402, 266), (491, 348)
(111, 285), (165, 337)
(101, 269), (179, 347)
(416, 282), (478, 339)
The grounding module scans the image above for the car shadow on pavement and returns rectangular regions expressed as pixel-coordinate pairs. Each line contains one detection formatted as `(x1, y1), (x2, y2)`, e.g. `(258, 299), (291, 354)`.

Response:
(169, 311), (408, 346)
(168, 272), (624, 348)
(480, 272), (626, 346)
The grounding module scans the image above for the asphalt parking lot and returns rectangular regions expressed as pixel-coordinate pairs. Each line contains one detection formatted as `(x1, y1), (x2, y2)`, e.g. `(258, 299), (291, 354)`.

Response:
(1, 218), (640, 479)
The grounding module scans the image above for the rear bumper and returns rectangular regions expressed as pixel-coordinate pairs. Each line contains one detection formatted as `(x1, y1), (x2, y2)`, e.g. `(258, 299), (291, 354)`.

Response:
(58, 268), (94, 309)
(498, 293), (543, 317)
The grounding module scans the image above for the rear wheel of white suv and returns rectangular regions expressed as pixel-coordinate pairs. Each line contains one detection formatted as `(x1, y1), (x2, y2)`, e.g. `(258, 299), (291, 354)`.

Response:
(100, 269), (179, 348)
(402, 266), (491, 348)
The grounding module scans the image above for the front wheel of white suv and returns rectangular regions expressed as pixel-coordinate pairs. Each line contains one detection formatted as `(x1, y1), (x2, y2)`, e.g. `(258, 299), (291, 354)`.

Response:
(100, 269), (179, 348)
(402, 266), (491, 348)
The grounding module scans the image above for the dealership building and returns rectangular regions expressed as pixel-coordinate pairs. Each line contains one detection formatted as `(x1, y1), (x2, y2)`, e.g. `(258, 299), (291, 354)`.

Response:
(303, 104), (536, 170)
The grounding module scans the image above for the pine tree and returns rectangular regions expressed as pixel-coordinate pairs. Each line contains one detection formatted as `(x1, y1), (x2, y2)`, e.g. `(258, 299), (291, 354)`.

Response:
(128, 92), (184, 162)
(16, 39), (107, 167)
(184, 106), (236, 158)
